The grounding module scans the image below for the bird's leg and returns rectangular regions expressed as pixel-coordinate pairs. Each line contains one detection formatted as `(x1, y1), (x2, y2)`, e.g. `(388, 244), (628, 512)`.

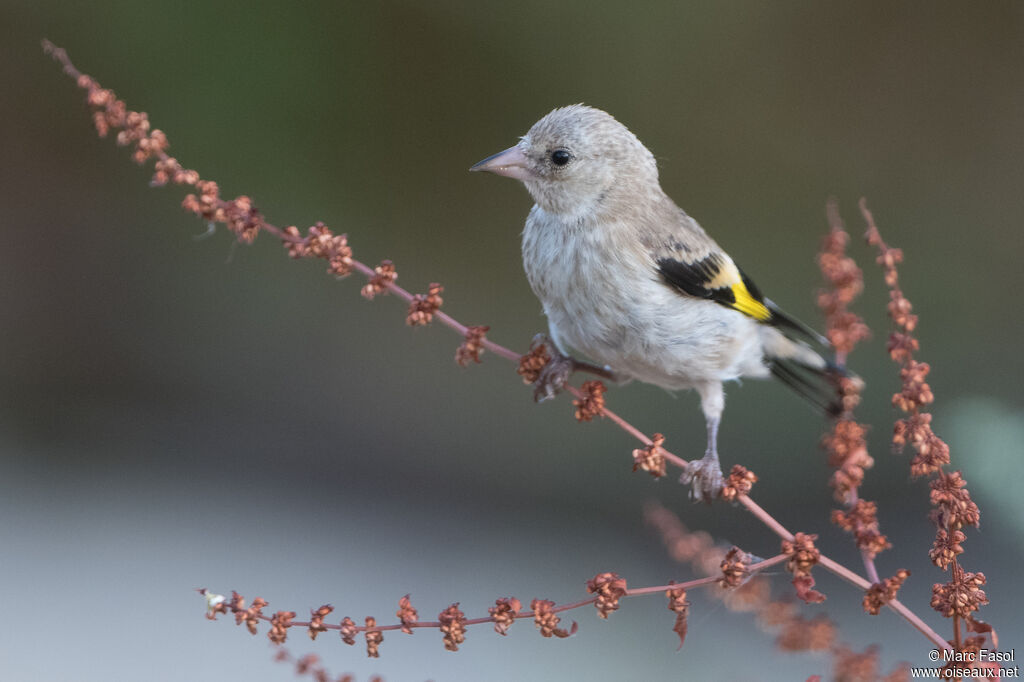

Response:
(680, 384), (726, 502)
(530, 334), (616, 402)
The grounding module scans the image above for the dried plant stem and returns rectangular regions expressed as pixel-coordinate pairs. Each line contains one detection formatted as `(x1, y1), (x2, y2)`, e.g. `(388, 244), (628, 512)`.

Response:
(206, 554), (788, 639)
(45, 40), (953, 655)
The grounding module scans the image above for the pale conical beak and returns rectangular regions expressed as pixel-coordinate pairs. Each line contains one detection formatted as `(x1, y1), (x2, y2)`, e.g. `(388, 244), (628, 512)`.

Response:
(469, 145), (532, 181)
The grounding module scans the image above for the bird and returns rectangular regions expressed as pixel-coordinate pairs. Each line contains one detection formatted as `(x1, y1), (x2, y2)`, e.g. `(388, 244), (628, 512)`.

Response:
(470, 104), (846, 501)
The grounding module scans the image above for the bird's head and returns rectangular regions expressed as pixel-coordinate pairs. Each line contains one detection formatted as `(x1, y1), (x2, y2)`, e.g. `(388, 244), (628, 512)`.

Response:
(471, 104), (659, 219)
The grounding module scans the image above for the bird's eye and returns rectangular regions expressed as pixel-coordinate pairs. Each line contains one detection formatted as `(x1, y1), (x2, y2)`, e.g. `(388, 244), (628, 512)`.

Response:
(550, 149), (571, 166)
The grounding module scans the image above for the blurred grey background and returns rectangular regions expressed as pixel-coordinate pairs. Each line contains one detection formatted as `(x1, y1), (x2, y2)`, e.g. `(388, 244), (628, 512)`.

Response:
(2, 2), (1022, 680)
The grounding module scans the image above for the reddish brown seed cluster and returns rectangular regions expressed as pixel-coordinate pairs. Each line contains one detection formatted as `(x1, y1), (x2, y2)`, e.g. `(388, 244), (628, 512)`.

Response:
(181, 180), (223, 223)
(573, 380), (606, 422)
(863, 570), (911, 616)
(530, 599), (573, 638)
(862, 200), (990, 644)
(269, 610), (297, 644)
(719, 547), (750, 589)
(822, 420), (874, 504)
(645, 505), (845, 661)
(438, 604), (467, 651)
(817, 202), (870, 357)
(720, 464), (757, 501)
(586, 573), (627, 619)
(782, 533), (821, 577)
(455, 325), (489, 367)
(235, 593), (268, 635)
(516, 342), (551, 384)
(488, 597), (522, 636)
(361, 260), (398, 300)
(930, 564), (988, 619)
(50, 48), (317, 255)
(864, 207), (950, 480)
(152, 156), (200, 186)
(406, 283), (444, 326)
(339, 617), (358, 646)
(892, 413), (950, 478)
(929, 528), (966, 570)
(224, 195), (262, 244)
(309, 604), (334, 640)
(75, 72), (172, 168)
(830, 499), (891, 560)
(280, 222), (355, 276)
(782, 533), (826, 604)
(364, 617), (383, 658)
(816, 202), (896, 580)
(665, 584), (689, 648)
(631, 433), (667, 478)
(930, 472), (981, 538)
(396, 595), (418, 634)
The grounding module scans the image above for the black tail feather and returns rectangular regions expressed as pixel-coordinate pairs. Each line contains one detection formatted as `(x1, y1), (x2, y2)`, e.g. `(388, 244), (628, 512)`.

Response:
(769, 357), (845, 417)
(765, 299), (830, 347)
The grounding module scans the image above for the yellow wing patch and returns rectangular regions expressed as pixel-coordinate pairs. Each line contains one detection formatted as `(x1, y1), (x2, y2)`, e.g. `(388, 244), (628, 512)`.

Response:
(657, 251), (773, 323)
(729, 281), (771, 321)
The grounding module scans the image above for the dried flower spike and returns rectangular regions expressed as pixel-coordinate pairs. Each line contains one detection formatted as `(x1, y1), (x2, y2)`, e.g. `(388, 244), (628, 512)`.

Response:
(364, 617), (383, 657)
(396, 595), (418, 634)
(438, 603), (467, 651)
(237, 596), (268, 635)
(720, 464), (757, 501)
(455, 325), (489, 367)
(268, 610), (295, 644)
(782, 533), (821, 578)
(666, 584), (689, 648)
(573, 380), (606, 422)
(530, 598), (573, 638)
(632, 433), (667, 478)
(361, 260), (397, 300)
(930, 565), (988, 619)
(406, 283), (444, 326)
(587, 572), (627, 619)
(863, 569), (910, 615)
(327, 233), (354, 276)
(517, 341), (551, 384)
(308, 604), (333, 640)
(339, 616), (357, 646)
(719, 547), (750, 589)
(489, 597), (522, 636)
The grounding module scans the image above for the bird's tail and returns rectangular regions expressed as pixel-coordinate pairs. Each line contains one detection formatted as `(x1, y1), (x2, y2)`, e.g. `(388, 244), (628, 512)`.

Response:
(759, 320), (855, 418)
(768, 355), (851, 417)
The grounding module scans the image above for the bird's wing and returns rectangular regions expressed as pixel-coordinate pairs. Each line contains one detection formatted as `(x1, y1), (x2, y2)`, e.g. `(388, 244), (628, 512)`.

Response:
(655, 248), (825, 346)
(639, 201), (826, 343)
(656, 250), (769, 320)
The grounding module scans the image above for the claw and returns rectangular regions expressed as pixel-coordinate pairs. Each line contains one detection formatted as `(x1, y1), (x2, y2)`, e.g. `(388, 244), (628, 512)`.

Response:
(533, 352), (573, 402)
(679, 453), (725, 503)
(527, 334), (617, 401)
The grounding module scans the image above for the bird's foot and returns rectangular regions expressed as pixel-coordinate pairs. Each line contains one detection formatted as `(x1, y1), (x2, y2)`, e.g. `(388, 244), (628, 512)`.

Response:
(532, 336), (574, 402)
(679, 452), (724, 503)
(528, 335), (618, 402)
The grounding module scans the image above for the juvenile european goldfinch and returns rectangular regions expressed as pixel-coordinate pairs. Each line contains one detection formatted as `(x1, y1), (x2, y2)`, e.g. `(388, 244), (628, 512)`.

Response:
(471, 105), (844, 501)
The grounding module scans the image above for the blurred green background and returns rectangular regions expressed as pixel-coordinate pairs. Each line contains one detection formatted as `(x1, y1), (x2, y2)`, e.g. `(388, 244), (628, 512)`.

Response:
(2, 2), (1022, 680)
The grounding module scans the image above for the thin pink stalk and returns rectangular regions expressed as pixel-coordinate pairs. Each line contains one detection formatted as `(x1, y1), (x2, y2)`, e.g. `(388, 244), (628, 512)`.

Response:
(47, 40), (953, 656)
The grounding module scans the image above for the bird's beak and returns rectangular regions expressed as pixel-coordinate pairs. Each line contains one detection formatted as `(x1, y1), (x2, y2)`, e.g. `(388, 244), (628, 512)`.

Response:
(469, 145), (532, 181)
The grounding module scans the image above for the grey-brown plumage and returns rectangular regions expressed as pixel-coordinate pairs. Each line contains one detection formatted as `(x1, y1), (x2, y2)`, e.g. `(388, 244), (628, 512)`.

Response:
(471, 105), (841, 501)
